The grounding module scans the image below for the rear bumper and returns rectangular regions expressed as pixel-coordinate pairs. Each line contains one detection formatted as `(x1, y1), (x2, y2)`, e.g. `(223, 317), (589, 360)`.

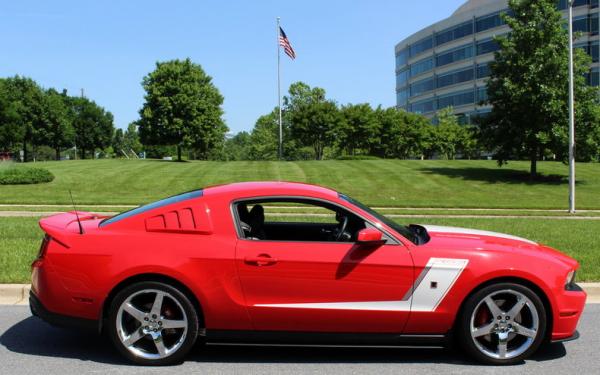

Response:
(29, 291), (97, 331)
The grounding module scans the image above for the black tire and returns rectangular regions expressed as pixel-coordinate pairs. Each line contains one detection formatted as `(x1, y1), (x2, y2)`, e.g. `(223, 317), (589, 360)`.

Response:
(107, 281), (199, 365)
(457, 282), (547, 365)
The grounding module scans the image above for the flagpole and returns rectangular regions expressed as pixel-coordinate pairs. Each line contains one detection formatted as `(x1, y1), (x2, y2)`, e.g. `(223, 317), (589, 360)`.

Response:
(277, 17), (283, 160)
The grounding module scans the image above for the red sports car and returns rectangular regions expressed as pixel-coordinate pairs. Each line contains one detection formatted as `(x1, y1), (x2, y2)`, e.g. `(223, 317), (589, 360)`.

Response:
(30, 182), (585, 365)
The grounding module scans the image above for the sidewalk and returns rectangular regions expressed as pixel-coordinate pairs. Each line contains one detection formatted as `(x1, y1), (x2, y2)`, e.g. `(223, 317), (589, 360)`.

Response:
(2, 283), (599, 305)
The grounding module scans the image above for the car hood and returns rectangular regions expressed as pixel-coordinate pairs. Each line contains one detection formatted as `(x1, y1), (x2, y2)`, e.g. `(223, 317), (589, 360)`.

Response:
(419, 224), (577, 268)
(422, 224), (537, 245)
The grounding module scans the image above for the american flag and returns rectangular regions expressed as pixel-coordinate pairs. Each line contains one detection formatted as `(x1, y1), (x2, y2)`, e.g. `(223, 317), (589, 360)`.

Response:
(279, 26), (296, 60)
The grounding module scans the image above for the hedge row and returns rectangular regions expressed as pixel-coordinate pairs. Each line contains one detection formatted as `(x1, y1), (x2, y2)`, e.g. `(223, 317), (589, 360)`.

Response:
(0, 166), (55, 185)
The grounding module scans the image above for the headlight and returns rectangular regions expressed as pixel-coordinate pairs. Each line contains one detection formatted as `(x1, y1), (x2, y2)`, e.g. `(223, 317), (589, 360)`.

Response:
(565, 270), (576, 289)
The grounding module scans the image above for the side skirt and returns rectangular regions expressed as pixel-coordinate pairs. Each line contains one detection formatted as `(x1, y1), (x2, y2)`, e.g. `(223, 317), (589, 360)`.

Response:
(205, 330), (449, 348)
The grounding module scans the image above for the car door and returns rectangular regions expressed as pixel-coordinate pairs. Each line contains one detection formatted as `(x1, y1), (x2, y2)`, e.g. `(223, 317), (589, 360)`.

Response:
(234, 198), (415, 333)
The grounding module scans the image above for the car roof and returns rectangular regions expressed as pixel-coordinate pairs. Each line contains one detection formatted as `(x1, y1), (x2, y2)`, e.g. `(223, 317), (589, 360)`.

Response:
(203, 181), (339, 200)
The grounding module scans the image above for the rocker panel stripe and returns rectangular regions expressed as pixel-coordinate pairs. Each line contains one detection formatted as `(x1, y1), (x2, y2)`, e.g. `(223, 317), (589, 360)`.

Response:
(254, 257), (469, 312)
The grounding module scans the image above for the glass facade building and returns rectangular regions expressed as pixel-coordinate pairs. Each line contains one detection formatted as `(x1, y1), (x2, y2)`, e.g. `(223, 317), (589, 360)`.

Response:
(395, 0), (600, 123)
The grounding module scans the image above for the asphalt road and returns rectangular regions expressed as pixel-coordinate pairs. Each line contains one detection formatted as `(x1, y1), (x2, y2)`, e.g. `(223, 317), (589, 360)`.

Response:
(1, 305), (599, 375)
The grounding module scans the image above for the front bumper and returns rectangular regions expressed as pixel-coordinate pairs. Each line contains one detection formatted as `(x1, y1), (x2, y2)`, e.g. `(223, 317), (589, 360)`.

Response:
(551, 330), (579, 343)
(551, 283), (586, 341)
(29, 291), (97, 331)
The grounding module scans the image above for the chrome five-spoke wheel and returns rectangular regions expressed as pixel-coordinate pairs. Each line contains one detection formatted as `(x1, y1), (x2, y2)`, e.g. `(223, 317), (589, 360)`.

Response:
(108, 282), (199, 365)
(117, 289), (188, 359)
(470, 289), (539, 360)
(459, 283), (547, 365)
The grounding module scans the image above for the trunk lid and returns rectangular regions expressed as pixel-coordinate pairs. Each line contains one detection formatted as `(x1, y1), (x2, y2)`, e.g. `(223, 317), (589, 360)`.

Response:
(38, 211), (108, 247)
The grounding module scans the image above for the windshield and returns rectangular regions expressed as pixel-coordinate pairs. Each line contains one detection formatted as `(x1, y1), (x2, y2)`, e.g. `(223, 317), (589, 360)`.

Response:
(338, 193), (417, 244)
(99, 189), (203, 227)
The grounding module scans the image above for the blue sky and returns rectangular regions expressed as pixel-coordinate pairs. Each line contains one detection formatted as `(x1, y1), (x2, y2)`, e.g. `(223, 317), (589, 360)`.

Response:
(0, 0), (464, 133)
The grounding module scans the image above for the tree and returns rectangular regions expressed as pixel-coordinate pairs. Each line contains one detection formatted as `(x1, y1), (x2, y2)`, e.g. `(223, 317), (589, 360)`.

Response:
(67, 97), (114, 159)
(1, 76), (46, 161)
(249, 111), (280, 160)
(338, 104), (380, 155)
(375, 107), (432, 159)
(223, 131), (251, 161)
(38, 89), (74, 160)
(481, 0), (600, 177)
(285, 82), (343, 160)
(123, 122), (142, 155)
(284, 82), (326, 111)
(434, 107), (466, 160)
(0, 80), (23, 152)
(138, 58), (227, 161)
(112, 128), (125, 156)
(290, 100), (342, 160)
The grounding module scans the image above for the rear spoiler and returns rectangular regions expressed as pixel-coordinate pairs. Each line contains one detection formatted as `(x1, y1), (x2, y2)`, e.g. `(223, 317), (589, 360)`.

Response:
(38, 211), (108, 248)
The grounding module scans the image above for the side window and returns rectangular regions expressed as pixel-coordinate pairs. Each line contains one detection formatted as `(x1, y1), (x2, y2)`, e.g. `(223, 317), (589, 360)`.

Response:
(235, 199), (367, 243)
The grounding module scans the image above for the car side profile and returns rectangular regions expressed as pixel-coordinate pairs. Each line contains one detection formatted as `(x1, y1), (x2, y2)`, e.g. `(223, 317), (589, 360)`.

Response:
(30, 181), (586, 365)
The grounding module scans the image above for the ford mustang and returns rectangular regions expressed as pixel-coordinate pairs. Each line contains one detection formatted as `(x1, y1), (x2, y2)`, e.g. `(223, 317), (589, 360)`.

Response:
(30, 181), (586, 365)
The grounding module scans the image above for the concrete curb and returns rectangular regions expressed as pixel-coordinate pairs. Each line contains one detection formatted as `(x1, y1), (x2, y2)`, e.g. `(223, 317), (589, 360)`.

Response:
(0, 283), (598, 306)
(0, 284), (31, 305)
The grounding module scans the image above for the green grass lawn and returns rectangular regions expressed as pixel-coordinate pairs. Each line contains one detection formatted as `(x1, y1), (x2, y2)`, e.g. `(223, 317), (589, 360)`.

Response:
(0, 159), (599, 208)
(1, 216), (598, 283)
(0, 217), (41, 283)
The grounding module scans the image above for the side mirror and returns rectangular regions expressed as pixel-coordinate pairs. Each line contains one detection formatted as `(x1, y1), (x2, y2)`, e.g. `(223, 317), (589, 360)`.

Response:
(357, 227), (386, 244)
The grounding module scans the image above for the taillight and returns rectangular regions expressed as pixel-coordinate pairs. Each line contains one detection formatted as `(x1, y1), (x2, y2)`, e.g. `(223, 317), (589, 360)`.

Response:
(37, 234), (50, 259)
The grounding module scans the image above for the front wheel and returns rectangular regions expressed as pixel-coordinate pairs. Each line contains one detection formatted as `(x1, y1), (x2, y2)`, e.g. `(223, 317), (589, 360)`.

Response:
(458, 282), (547, 365)
(107, 281), (199, 365)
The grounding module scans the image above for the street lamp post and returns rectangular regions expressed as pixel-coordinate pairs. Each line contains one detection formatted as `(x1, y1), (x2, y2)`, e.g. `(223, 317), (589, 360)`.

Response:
(567, 0), (576, 214)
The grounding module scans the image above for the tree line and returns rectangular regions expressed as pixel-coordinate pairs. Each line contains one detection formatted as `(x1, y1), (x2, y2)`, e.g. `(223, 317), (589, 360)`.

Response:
(0, 76), (114, 161)
(222, 82), (478, 161)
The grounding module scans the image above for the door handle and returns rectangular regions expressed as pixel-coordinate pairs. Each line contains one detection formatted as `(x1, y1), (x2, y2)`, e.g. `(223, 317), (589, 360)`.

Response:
(244, 254), (278, 266)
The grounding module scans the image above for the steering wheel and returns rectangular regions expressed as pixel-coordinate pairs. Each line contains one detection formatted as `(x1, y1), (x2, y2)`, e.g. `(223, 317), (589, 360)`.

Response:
(334, 214), (349, 241)
(240, 221), (252, 236)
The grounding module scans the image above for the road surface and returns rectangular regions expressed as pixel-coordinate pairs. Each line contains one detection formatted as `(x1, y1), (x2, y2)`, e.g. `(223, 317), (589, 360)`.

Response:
(1, 304), (598, 374)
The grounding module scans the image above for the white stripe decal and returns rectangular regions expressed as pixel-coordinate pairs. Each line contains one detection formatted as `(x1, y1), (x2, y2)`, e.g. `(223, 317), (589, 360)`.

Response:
(254, 258), (468, 312)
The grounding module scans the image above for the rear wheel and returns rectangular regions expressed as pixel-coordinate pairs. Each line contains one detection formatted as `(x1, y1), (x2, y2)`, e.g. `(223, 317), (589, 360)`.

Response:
(107, 281), (199, 365)
(458, 282), (547, 365)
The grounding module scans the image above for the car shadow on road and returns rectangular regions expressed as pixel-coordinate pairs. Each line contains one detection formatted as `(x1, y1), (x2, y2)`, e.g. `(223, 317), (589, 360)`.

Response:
(1, 316), (567, 366)
(0, 316), (125, 365)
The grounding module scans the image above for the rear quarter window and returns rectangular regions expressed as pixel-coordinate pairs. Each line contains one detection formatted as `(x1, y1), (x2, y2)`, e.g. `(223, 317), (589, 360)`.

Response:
(100, 190), (203, 227)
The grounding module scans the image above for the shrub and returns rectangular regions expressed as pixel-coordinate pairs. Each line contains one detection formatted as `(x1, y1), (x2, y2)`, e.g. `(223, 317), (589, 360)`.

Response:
(0, 165), (55, 185)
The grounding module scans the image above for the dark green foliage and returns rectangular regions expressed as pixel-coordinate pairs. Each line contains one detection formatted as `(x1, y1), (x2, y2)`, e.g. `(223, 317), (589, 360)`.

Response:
(375, 107), (434, 159)
(434, 107), (479, 160)
(39, 89), (74, 160)
(222, 131), (251, 161)
(248, 110), (281, 160)
(0, 76), (46, 161)
(0, 80), (24, 152)
(124, 122), (142, 155)
(285, 82), (344, 160)
(0, 165), (54, 185)
(241, 81), (475, 161)
(338, 103), (380, 155)
(144, 145), (177, 159)
(66, 96), (115, 159)
(138, 58), (227, 161)
(112, 128), (125, 155)
(0, 76), (114, 161)
(113, 123), (143, 158)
